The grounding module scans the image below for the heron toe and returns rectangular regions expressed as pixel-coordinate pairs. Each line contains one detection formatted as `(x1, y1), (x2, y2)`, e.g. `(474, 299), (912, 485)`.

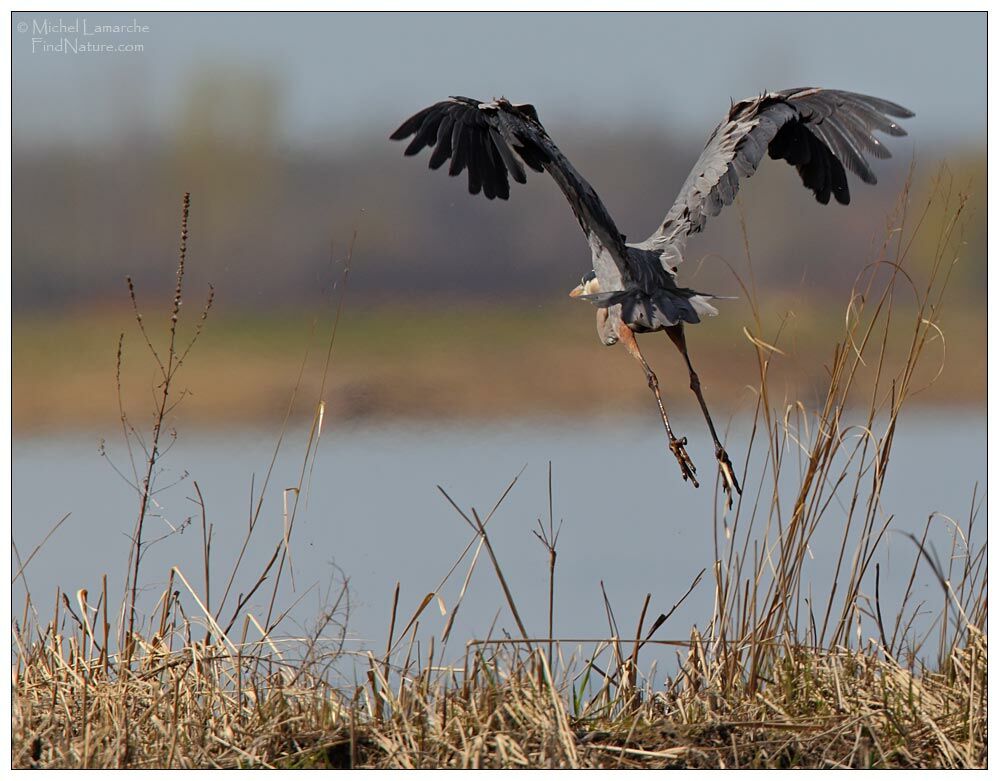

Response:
(715, 447), (742, 509)
(669, 436), (699, 488)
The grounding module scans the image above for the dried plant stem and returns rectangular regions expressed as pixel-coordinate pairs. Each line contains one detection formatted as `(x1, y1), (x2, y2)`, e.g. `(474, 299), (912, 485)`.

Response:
(11, 175), (984, 769)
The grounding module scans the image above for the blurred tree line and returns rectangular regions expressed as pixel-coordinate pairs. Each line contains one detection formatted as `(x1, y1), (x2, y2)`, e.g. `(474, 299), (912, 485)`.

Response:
(12, 68), (986, 314)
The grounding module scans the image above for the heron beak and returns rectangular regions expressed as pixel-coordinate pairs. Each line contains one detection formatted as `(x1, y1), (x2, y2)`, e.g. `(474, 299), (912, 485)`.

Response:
(568, 283), (585, 298)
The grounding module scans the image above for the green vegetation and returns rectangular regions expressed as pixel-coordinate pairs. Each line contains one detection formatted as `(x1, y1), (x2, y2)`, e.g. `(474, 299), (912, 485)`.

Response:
(12, 177), (986, 768)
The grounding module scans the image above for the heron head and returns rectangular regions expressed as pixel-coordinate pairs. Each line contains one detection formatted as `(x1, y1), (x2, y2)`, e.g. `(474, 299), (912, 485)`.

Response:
(569, 270), (600, 299)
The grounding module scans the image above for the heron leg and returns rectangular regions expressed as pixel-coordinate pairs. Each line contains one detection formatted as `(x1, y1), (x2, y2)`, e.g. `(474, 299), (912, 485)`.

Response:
(617, 322), (698, 487)
(665, 324), (742, 507)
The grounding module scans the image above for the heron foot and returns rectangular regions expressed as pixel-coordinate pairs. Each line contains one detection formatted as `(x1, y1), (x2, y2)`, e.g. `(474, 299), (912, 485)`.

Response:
(715, 446), (742, 509)
(669, 436), (699, 488)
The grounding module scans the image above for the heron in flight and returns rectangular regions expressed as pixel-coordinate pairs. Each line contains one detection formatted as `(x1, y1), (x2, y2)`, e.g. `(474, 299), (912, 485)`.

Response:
(391, 88), (912, 505)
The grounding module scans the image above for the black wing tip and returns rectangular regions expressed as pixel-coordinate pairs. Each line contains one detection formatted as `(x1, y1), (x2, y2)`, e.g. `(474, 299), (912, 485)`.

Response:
(782, 87), (915, 122)
(390, 97), (486, 142)
(846, 91), (915, 121)
(391, 96), (546, 203)
(877, 101), (915, 120)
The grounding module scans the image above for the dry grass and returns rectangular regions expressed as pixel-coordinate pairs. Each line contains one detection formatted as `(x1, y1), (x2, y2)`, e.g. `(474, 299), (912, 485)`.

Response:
(11, 171), (986, 769)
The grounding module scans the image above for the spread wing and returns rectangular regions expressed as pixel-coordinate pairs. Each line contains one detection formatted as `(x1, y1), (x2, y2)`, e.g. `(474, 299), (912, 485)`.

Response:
(635, 88), (914, 267)
(391, 96), (633, 290)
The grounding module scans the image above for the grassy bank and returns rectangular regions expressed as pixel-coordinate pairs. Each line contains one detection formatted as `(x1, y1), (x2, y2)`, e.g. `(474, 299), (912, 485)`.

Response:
(12, 294), (985, 434)
(11, 179), (987, 768)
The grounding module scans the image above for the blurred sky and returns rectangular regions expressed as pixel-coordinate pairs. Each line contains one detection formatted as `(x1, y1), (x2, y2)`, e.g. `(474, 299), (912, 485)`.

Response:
(12, 11), (986, 149)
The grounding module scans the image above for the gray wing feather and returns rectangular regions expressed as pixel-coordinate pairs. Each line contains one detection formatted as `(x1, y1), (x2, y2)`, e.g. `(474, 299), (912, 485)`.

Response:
(392, 96), (633, 289)
(636, 88), (913, 265)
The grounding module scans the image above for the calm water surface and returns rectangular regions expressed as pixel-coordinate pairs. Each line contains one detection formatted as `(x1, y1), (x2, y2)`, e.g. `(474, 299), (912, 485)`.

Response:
(13, 411), (985, 676)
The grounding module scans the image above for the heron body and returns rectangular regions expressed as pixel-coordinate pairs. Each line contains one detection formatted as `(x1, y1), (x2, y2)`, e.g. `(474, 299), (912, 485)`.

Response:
(391, 89), (912, 504)
(575, 249), (724, 346)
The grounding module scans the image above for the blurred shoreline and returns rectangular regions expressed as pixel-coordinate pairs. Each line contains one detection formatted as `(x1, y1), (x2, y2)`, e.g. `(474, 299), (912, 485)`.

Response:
(13, 299), (985, 435)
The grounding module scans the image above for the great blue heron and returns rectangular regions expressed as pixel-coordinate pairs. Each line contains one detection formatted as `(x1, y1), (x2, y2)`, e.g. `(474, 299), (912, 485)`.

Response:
(391, 88), (912, 505)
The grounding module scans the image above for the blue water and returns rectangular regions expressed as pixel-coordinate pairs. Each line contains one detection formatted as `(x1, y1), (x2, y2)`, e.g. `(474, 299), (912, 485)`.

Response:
(12, 411), (985, 680)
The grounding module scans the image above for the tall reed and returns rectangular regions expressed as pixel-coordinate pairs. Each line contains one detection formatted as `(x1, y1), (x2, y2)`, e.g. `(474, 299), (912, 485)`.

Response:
(12, 172), (985, 768)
